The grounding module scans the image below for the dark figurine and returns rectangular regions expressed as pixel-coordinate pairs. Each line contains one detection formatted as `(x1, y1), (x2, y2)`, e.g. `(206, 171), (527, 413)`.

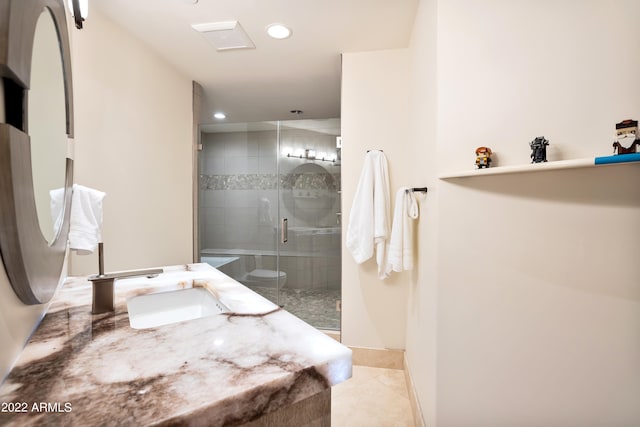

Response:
(529, 136), (549, 163)
(475, 146), (492, 168)
(613, 119), (639, 154)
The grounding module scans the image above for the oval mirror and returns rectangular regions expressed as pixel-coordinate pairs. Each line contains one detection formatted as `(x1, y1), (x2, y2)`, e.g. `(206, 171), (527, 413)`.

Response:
(0, 0), (73, 305)
(28, 8), (68, 244)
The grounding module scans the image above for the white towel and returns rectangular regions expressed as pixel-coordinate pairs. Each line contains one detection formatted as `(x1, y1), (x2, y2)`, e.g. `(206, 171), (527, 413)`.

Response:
(50, 184), (106, 254)
(346, 150), (391, 279)
(69, 184), (106, 254)
(49, 187), (66, 239)
(384, 187), (419, 277)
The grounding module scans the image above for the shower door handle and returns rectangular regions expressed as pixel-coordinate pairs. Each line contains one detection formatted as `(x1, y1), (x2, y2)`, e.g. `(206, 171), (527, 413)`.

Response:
(281, 218), (288, 243)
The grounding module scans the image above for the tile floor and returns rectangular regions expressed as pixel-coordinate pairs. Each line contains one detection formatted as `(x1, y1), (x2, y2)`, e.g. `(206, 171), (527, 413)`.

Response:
(331, 365), (415, 427)
(246, 285), (341, 330)
(241, 289), (415, 425)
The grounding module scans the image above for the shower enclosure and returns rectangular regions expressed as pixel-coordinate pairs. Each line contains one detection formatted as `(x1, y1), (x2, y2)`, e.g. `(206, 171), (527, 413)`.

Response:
(197, 119), (341, 330)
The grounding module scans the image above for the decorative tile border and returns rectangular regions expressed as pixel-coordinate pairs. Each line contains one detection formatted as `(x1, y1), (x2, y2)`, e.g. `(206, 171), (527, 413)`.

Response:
(200, 173), (341, 191)
(200, 174), (278, 191)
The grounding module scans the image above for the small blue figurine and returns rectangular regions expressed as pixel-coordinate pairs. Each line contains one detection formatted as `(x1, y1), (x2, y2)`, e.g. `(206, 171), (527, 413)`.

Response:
(529, 136), (549, 163)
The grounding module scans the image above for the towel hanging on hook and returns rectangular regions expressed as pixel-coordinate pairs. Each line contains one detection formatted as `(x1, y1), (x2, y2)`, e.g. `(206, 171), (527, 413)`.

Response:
(385, 186), (419, 277)
(346, 150), (391, 279)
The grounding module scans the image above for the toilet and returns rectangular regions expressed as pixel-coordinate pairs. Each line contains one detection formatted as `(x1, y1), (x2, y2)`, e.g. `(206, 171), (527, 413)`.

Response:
(243, 255), (287, 288)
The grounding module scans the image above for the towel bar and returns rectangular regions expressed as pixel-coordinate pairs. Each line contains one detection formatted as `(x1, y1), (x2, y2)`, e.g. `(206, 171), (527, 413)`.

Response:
(408, 187), (428, 193)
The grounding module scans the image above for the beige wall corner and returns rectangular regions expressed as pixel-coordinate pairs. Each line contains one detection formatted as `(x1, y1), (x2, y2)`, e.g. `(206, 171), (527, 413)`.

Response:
(404, 353), (426, 427)
(403, 0), (439, 425)
(69, 7), (193, 275)
(341, 49), (412, 351)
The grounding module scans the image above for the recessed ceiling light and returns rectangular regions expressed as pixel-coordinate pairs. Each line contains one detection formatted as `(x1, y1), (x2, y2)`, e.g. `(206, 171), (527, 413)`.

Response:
(266, 24), (292, 40)
(214, 112), (226, 119)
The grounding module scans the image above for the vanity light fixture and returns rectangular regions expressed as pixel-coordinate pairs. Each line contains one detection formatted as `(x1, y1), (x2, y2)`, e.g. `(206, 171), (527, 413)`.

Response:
(68, 0), (88, 29)
(213, 112), (226, 119)
(266, 23), (292, 40)
(285, 148), (338, 163)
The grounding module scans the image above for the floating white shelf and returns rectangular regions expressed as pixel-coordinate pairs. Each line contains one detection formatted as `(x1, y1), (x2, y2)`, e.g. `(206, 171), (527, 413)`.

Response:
(439, 153), (640, 179)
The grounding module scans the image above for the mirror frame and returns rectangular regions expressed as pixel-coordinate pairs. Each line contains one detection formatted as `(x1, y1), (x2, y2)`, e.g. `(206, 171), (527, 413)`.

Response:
(0, 0), (74, 304)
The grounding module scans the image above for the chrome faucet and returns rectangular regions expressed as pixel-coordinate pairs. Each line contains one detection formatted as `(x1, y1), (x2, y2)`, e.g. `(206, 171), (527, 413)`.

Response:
(88, 243), (163, 314)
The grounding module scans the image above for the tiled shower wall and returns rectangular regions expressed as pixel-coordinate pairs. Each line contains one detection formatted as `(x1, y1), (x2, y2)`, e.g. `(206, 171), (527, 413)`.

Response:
(199, 128), (341, 290)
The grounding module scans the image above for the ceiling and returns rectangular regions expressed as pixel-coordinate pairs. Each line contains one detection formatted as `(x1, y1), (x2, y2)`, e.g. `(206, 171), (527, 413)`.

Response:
(91, 0), (419, 125)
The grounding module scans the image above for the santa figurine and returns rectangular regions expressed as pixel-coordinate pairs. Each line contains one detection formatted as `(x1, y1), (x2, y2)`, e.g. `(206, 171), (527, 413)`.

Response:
(613, 119), (639, 155)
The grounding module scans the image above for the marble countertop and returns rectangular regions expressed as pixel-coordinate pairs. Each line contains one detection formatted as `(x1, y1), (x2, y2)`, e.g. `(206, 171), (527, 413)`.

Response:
(0, 264), (351, 426)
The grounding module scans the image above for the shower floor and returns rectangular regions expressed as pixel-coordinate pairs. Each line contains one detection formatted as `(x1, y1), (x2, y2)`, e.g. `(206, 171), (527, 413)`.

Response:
(245, 285), (341, 331)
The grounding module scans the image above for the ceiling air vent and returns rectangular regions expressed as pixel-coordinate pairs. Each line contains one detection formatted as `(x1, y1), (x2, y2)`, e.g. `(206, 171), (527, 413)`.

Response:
(191, 21), (255, 51)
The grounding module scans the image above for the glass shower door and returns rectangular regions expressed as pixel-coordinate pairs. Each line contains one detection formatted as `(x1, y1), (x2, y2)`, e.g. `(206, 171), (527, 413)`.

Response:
(198, 122), (280, 304)
(276, 119), (342, 330)
(198, 119), (341, 330)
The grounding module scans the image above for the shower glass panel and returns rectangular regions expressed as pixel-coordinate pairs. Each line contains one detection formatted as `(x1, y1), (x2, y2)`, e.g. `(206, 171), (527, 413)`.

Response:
(198, 119), (341, 330)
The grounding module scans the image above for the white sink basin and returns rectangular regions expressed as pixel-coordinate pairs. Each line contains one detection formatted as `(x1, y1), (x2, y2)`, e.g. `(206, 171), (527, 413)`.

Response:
(127, 287), (229, 329)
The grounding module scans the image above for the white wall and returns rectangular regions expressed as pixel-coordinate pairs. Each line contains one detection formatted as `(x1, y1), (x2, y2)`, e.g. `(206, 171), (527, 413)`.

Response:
(341, 49), (412, 350)
(343, 0), (640, 425)
(69, 8), (194, 275)
(432, 1), (640, 425)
